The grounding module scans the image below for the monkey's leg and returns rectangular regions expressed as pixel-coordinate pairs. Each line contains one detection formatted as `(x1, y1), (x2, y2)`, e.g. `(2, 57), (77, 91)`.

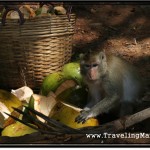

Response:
(119, 101), (134, 117)
(75, 94), (119, 124)
(83, 100), (96, 111)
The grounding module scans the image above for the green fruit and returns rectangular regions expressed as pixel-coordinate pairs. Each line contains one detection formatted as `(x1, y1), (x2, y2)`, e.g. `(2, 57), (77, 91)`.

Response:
(35, 8), (42, 16)
(41, 72), (65, 96)
(1, 121), (37, 137)
(22, 95), (35, 123)
(56, 86), (88, 108)
(28, 95), (35, 110)
(62, 62), (83, 85)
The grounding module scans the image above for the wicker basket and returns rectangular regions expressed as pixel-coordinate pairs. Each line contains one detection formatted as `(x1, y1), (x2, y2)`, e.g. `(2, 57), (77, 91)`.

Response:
(0, 13), (76, 90)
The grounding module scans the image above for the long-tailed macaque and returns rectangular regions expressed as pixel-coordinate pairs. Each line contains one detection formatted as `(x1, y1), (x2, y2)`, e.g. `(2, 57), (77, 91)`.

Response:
(75, 50), (143, 124)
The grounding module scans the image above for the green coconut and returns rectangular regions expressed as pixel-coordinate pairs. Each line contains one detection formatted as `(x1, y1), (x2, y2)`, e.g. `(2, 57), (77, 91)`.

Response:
(62, 62), (83, 85)
(40, 72), (65, 96)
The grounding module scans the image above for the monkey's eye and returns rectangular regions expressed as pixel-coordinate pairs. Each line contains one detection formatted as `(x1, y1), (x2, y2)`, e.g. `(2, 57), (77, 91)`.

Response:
(84, 64), (91, 69)
(92, 64), (98, 67)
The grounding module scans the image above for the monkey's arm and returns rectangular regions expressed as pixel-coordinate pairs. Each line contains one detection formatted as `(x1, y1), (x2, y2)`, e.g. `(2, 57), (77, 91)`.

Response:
(75, 94), (119, 124)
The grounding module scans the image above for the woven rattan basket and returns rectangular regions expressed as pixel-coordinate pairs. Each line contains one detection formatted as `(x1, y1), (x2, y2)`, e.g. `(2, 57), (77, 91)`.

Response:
(0, 13), (76, 90)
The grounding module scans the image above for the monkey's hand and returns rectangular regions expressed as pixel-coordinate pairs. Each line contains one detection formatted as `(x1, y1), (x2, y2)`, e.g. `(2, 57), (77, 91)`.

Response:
(75, 109), (94, 124)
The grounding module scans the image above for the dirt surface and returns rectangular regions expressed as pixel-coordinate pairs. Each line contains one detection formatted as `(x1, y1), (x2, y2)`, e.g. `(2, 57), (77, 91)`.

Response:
(71, 2), (150, 104)
(71, 3), (150, 79)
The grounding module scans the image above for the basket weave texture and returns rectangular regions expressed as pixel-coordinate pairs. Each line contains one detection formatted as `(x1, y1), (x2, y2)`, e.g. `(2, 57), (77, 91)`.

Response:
(0, 14), (76, 90)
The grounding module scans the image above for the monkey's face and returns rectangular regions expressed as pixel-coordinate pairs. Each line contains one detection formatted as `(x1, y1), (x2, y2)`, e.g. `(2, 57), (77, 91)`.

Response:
(80, 51), (107, 81)
(80, 62), (100, 81)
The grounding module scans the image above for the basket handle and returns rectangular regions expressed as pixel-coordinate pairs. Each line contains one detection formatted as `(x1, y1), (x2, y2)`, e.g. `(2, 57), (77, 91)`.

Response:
(66, 5), (72, 22)
(1, 7), (25, 25)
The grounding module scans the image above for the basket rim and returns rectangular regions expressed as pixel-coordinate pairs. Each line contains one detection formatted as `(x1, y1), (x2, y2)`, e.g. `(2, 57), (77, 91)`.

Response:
(1, 13), (76, 21)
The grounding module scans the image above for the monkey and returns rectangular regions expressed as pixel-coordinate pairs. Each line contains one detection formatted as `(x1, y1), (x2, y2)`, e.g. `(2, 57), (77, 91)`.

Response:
(75, 50), (143, 124)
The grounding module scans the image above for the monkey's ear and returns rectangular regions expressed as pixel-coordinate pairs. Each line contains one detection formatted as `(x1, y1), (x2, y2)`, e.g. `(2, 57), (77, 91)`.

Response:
(99, 51), (106, 60)
(79, 53), (84, 60)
